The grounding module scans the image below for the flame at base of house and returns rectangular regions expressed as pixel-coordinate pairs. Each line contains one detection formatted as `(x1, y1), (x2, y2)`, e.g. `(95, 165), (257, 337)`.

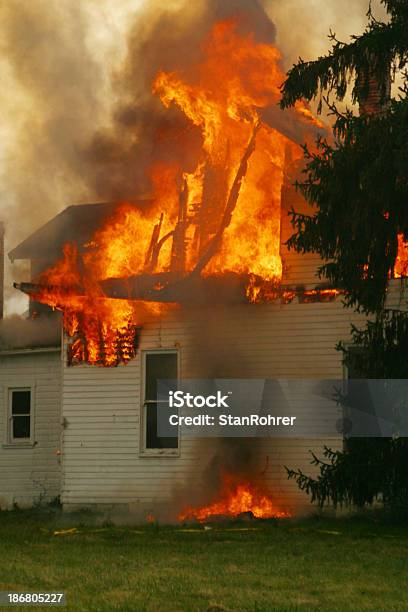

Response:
(178, 473), (291, 522)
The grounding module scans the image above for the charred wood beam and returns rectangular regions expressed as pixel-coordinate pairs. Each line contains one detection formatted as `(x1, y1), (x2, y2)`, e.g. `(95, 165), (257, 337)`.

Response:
(144, 213), (164, 270)
(14, 281), (82, 297)
(14, 278), (343, 306)
(14, 275), (249, 305)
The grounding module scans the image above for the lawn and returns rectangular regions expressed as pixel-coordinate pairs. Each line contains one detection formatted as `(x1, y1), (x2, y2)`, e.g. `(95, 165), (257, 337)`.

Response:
(0, 511), (407, 611)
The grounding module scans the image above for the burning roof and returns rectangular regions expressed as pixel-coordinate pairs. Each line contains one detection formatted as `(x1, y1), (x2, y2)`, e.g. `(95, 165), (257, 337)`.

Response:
(8, 201), (152, 263)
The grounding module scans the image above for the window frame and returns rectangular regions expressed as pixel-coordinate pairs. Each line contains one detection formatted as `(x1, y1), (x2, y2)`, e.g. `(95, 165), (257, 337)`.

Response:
(140, 349), (180, 457)
(3, 382), (36, 447)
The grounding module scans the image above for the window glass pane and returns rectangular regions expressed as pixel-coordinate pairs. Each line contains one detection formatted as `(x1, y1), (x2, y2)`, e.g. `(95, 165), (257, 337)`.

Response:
(145, 354), (177, 401)
(12, 390), (31, 415)
(13, 415), (30, 439)
(145, 402), (178, 449)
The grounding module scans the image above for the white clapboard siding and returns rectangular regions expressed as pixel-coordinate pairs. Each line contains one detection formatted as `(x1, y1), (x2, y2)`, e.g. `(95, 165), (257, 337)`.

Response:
(61, 296), (365, 519)
(0, 349), (62, 509)
(60, 198), (405, 519)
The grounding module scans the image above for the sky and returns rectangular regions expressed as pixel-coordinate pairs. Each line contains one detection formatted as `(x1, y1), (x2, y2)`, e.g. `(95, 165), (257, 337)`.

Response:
(0, 0), (387, 315)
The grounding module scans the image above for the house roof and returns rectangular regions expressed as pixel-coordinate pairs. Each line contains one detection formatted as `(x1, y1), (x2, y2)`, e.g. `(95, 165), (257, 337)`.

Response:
(9, 200), (152, 262)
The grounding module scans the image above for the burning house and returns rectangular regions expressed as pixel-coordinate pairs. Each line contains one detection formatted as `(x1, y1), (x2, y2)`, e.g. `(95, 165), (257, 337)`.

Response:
(0, 8), (407, 521)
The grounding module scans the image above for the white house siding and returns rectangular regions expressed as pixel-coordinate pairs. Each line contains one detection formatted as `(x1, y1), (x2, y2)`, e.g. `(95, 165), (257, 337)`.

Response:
(0, 348), (62, 509)
(61, 298), (364, 521)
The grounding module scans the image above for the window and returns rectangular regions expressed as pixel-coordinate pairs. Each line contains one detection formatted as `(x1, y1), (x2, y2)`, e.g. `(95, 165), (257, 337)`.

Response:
(142, 351), (178, 453)
(7, 388), (33, 444)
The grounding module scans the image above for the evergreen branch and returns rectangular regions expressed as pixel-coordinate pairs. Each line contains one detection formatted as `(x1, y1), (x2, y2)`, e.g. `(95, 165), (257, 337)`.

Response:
(280, 14), (408, 110)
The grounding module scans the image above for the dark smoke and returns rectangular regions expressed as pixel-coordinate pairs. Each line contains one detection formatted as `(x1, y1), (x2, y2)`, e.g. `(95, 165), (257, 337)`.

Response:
(83, 0), (277, 201)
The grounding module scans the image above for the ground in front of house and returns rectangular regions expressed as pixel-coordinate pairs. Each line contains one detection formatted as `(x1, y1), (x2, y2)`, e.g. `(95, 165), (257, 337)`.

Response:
(0, 510), (407, 611)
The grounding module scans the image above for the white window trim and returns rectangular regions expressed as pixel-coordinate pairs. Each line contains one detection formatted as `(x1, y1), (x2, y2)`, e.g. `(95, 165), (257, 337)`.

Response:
(140, 349), (180, 458)
(3, 381), (36, 448)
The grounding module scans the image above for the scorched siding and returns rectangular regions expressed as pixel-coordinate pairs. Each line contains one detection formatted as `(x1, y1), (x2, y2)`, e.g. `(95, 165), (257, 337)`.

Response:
(0, 349), (61, 509)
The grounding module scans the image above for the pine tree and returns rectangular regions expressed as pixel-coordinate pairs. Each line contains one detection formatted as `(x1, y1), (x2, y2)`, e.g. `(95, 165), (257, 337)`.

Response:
(281, 1), (408, 514)
(281, 0), (408, 313)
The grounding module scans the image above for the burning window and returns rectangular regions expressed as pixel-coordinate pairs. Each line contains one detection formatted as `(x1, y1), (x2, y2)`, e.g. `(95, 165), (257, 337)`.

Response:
(8, 388), (32, 444)
(142, 351), (178, 452)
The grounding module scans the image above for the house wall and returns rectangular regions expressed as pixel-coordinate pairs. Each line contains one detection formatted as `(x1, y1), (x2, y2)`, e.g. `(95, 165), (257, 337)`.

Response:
(60, 196), (380, 521)
(0, 348), (62, 509)
(60, 297), (363, 521)
(6, 184), (406, 519)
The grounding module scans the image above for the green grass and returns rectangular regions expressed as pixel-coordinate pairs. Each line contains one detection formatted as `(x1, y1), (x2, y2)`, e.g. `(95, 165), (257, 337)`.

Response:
(0, 511), (407, 611)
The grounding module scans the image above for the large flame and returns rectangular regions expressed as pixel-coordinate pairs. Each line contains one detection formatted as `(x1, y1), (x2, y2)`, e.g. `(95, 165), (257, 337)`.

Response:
(31, 19), (320, 366)
(179, 473), (290, 522)
(153, 19), (310, 282)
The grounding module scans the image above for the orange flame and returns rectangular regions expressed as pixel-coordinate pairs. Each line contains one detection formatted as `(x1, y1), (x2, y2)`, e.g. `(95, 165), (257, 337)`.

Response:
(153, 19), (312, 283)
(146, 513), (156, 524)
(179, 473), (290, 522)
(31, 19), (321, 365)
(33, 206), (175, 366)
(394, 234), (408, 278)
